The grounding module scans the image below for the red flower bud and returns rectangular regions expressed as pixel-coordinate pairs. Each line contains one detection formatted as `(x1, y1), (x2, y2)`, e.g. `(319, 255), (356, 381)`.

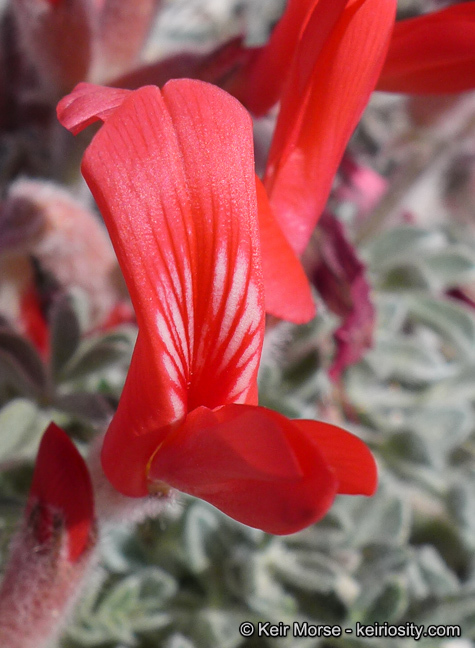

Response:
(0, 423), (96, 648)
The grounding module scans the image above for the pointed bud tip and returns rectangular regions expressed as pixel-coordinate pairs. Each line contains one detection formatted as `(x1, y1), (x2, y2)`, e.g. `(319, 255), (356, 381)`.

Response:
(29, 423), (95, 561)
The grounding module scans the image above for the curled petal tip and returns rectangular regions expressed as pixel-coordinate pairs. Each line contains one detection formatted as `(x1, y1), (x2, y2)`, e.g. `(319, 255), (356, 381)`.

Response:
(57, 83), (131, 134)
(294, 420), (378, 497)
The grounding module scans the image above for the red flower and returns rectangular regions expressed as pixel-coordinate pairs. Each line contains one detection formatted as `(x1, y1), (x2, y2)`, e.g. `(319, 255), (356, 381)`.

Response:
(196, 0), (395, 331)
(0, 423), (95, 648)
(237, 0), (394, 375)
(200, 0), (396, 325)
(57, 80), (376, 534)
(378, 2), (475, 94)
(26, 422), (95, 561)
(228, 0), (396, 258)
(223, 0), (395, 362)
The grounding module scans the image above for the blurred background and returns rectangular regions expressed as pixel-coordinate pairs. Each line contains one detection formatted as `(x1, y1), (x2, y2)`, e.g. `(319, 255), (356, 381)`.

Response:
(0, 1), (475, 646)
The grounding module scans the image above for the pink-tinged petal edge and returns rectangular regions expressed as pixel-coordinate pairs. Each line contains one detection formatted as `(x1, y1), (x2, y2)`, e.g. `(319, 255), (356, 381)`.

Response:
(28, 423), (94, 562)
(57, 82), (131, 134)
(58, 81), (265, 496)
(148, 405), (341, 534)
(265, 0), (397, 256)
(378, 2), (475, 94)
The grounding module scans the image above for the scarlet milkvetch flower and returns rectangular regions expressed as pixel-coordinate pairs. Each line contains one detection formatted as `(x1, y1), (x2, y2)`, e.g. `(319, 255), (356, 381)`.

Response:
(57, 78), (377, 534)
(114, 1), (396, 326)
(378, 2), (475, 94)
(222, 0), (395, 375)
(0, 423), (96, 648)
(215, 0), (396, 332)
(226, 0), (397, 258)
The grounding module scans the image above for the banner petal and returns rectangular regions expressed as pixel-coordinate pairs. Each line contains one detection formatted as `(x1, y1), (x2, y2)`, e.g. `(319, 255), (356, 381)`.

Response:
(58, 81), (265, 496)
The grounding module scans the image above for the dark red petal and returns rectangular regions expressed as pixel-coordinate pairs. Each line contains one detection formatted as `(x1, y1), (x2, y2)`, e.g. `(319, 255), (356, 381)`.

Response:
(256, 177), (315, 323)
(71, 81), (264, 495)
(311, 212), (375, 381)
(57, 82), (131, 134)
(265, 0), (396, 255)
(293, 420), (377, 496)
(112, 37), (250, 91)
(378, 2), (475, 94)
(28, 423), (94, 561)
(148, 405), (339, 535)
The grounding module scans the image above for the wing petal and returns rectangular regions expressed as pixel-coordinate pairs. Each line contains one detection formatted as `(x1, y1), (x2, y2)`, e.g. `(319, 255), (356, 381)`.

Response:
(57, 82), (131, 134)
(148, 404), (340, 534)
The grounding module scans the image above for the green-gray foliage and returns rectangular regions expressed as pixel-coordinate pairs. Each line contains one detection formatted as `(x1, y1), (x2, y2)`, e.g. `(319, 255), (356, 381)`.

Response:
(27, 223), (470, 647)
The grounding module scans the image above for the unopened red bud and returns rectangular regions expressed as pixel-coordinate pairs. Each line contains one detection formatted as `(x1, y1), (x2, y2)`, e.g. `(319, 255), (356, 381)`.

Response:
(0, 423), (97, 648)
